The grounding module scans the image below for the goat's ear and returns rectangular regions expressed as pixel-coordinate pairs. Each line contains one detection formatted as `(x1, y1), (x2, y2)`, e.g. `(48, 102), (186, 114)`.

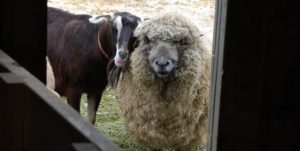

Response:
(126, 16), (136, 22)
(89, 16), (108, 24)
(109, 12), (114, 19)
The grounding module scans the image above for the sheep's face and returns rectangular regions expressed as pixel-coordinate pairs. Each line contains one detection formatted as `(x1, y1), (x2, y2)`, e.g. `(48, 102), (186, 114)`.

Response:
(148, 41), (179, 79)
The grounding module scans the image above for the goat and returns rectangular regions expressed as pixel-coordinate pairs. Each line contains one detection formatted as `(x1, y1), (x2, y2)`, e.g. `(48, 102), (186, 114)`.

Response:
(47, 7), (141, 124)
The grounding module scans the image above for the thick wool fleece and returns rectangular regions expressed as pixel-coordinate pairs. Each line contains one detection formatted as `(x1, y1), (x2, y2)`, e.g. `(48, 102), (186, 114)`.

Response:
(116, 12), (211, 150)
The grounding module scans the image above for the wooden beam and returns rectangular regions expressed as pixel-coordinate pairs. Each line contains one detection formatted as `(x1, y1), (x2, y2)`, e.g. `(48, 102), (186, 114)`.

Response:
(0, 50), (122, 151)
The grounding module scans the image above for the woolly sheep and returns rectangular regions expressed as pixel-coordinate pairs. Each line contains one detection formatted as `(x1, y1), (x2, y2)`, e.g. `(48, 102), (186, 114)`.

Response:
(116, 13), (211, 151)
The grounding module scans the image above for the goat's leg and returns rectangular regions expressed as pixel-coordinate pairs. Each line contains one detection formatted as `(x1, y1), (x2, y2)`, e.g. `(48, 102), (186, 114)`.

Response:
(66, 88), (81, 113)
(87, 93), (102, 124)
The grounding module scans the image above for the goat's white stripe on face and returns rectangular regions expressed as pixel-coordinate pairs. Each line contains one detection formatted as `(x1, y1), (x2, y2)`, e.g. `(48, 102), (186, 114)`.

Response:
(114, 16), (124, 67)
(115, 16), (123, 41)
(114, 43), (124, 67)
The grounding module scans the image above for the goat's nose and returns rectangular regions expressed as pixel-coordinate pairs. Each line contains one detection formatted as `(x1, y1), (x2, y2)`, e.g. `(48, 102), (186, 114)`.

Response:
(118, 51), (128, 59)
(155, 59), (171, 68)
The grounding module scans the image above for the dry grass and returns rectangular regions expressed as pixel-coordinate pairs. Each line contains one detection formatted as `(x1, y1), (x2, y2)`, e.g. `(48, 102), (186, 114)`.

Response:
(48, 0), (215, 45)
(48, 0), (215, 150)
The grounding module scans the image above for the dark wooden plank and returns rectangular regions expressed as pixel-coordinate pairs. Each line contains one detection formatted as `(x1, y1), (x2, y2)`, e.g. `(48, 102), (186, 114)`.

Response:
(211, 0), (300, 151)
(258, 1), (300, 150)
(73, 143), (99, 151)
(0, 64), (8, 72)
(0, 49), (122, 151)
(212, 0), (270, 150)
(0, 78), (4, 151)
(0, 73), (26, 151)
(0, 0), (47, 83)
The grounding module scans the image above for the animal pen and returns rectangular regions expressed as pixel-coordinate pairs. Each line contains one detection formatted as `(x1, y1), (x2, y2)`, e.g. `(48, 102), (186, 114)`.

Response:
(1, 0), (300, 151)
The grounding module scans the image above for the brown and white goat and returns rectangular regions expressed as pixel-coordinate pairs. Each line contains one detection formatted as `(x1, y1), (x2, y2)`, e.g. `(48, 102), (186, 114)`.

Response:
(47, 7), (141, 124)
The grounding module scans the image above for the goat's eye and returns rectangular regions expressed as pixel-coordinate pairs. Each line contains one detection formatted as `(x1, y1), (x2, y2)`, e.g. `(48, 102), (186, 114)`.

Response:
(144, 36), (151, 44)
(111, 22), (117, 28)
(112, 27), (117, 32)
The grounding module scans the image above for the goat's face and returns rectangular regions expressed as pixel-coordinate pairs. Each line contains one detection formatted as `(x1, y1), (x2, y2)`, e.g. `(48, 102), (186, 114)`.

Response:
(113, 12), (141, 67)
(89, 12), (141, 88)
(145, 40), (179, 79)
(89, 12), (141, 67)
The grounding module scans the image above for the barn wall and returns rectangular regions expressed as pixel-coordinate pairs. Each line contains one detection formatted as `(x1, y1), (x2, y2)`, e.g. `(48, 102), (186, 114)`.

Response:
(258, 0), (300, 150)
(0, 0), (122, 150)
(0, 0), (47, 83)
(214, 0), (300, 150)
(216, 0), (270, 150)
(0, 1), (46, 150)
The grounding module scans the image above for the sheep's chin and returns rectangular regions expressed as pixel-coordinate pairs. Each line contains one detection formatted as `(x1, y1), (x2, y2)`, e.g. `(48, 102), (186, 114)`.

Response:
(155, 72), (171, 79)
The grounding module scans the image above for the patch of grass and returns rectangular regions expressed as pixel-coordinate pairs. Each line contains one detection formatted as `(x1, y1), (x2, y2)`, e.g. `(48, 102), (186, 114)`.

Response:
(79, 90), (144, 150)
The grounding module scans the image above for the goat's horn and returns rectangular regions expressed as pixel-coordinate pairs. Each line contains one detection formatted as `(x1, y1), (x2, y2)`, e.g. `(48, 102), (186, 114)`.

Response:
(109, 12), (114, 19)
(89, 16), (108, 24)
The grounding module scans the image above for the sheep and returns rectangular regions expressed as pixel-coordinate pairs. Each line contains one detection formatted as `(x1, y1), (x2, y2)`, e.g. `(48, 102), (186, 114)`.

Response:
(115, 12), (211, 151)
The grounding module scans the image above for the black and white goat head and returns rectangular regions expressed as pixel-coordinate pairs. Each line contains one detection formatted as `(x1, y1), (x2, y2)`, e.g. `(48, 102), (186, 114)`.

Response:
(89, 12), (142, 87)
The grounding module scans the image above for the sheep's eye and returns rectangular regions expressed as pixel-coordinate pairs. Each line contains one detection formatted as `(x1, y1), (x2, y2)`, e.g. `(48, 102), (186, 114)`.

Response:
(177, 44), (188, 51)
(179, 39), (188, 45)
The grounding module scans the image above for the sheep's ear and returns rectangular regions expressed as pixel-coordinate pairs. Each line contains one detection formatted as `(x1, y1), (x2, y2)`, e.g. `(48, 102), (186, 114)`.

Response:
(89, 16), (108, 24)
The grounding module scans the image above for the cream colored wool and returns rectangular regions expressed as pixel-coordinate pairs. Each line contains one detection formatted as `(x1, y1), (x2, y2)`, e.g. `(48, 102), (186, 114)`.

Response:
(116, 12), (211, 151)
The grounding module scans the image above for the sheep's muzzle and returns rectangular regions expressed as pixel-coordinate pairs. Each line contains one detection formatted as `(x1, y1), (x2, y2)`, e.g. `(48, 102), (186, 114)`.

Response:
(148, 42), (178, 79)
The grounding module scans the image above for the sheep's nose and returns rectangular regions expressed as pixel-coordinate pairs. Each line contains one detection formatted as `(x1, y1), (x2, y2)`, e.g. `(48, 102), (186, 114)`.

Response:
(118, 51), (128, 59)
(155, 59), (171, 68)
